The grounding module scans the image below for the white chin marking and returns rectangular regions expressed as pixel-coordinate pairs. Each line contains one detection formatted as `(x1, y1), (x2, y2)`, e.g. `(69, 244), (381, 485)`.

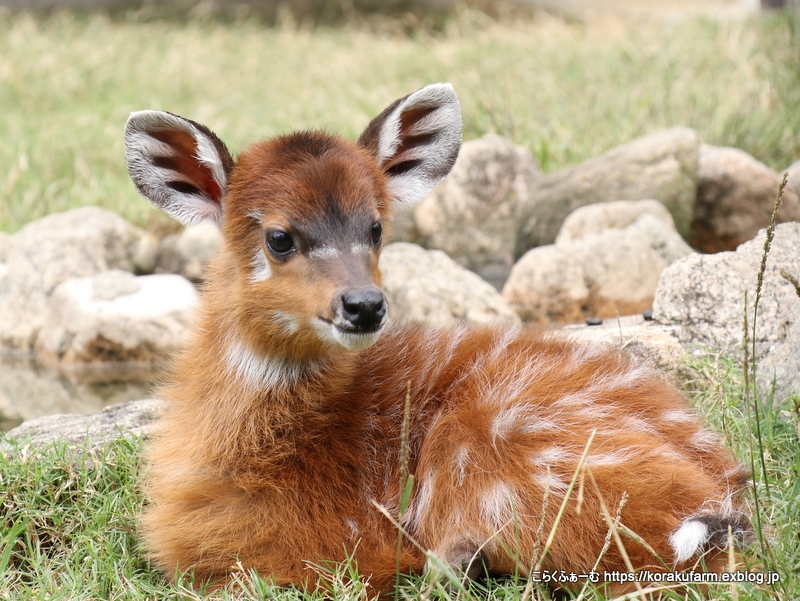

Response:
(332, 325), (383, 351)
(313, 319), (383, 351)
(670, 519), (709, 564)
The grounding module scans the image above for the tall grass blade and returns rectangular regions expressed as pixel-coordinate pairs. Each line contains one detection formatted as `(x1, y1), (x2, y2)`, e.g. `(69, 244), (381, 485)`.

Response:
(748, 173), (787, 500)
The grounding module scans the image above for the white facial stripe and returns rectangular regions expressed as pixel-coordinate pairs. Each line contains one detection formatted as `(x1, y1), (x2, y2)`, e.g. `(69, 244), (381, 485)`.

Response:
(250, 248), (272, 281)
(308, 246), (342, 260)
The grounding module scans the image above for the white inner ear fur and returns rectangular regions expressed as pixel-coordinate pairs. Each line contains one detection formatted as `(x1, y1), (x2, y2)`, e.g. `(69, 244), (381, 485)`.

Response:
(125, 110), (227, 226)
(376, 83), (462, 210)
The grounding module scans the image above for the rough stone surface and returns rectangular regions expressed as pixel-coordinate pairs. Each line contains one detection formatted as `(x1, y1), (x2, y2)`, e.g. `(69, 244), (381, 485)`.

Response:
(1, 398), (164, 453)
(517, 127), (699, 252)
(555, 199), (675, 244)
(155, 221), (222, 282)
(504, 214), (692, 323)
(564, 314), (694, 387)
(379, 242), (519, 325)
(785, 158), (800, 201)
(0, 207), (148, 351)
(0, 231), (12, 262)
(625, 213), (696, 265)
(36, 270), (198, 364)
(690, 145), (800, 253)
(413, 134), (541, 285)
(653, 222), (800, 402)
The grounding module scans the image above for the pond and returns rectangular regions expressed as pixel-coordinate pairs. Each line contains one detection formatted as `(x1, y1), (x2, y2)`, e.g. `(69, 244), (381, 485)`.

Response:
(0, 354), (161, 432)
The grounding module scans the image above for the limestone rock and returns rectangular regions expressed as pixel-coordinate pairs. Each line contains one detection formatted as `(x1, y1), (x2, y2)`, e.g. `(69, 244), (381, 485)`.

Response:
(2, 398), (164, 453)
(0, 231), (12, 262)
(504, 213), (691, 323)
(653, 222), (800, 402)
(555, 199), (675, 244)
(413, 134), (541, 286)
(0, 207), (148, 350)
(36, 270), (198, 364)
(785, 158), (800, 201)
(564, 314), (693, 387)
(379, 242), (519, 326)
(155, 221), (222, 282)
(518, 127), (699, 252)
(690, 145), (800, 253)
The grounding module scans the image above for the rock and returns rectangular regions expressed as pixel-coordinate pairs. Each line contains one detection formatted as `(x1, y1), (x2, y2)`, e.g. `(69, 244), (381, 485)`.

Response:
(653, 222), (800, 402)
(131, 232), (160, 275)
(379, 242), (519, 325)
(36, 270), (198, 364)
(504, 213), (692, 323)
(785, 158), (800, 200)
(155, 221), (222, 282)
(1, 398), (165, 453)
(0, 231), (12, 262)
(413, 134), (541, 286)
(555, 199), (675, 244)
(517, 127), (699, 252)
(0, 207), (148, 351)
(564, 314), (693, 387)
(690, 145), (800, 253)
(625, 213), (695, 265)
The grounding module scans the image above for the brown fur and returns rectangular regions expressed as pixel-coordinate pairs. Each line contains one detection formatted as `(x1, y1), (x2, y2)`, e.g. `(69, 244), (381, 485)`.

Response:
(133, 102), (751, 597)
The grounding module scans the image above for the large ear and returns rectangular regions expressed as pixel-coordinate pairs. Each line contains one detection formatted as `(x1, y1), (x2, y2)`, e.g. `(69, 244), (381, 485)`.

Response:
(358, 83), (461, 210)
(124, 111), (234, 226)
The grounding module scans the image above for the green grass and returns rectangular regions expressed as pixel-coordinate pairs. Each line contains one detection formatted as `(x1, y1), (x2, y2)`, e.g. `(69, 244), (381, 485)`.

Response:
(1, 8), (799, 233)
(1, 356), (798, 600)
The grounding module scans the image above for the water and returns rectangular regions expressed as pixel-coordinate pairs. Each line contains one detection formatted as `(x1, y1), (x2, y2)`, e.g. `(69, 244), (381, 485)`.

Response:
(0, 354), (161, 432)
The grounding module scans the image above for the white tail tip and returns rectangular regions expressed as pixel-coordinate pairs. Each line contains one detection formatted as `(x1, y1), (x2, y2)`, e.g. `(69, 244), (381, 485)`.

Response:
(669, 519), (710, 564)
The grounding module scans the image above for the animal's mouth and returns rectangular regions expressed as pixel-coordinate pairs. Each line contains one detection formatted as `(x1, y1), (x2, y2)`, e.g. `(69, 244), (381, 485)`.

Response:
(315, 317), (385, 351)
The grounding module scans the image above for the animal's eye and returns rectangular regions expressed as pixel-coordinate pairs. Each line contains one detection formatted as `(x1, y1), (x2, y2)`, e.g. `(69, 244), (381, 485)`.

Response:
(266, 231), (295, 256)
(371, 222), (383, 247)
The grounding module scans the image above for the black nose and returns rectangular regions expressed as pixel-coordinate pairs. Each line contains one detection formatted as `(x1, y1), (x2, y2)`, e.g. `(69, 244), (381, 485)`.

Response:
(340, 288), (386, 331)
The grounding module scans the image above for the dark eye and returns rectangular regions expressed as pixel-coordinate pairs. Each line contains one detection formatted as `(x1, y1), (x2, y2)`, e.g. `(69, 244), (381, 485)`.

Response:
(371, 222), (383, 247)
(266, 231), (294, 256)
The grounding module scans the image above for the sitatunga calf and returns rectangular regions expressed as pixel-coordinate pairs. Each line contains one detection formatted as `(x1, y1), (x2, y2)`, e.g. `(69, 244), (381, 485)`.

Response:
(124, 83), (751, 595)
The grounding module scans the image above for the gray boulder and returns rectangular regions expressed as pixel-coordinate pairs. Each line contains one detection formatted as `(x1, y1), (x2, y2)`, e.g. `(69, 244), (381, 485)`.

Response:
(2, 398), (164, 453)
(653, 222), (800, 402)
(379, 242), (519, 326)
(0, 207), (151, 351)
(555, 199), (676, 244)
(785, 158), (800, 201)
(413, 134), (541, 286)
(564, 314), (693, 387)
(504, 212), (692, 323)
(36, 270), (198, 364)
(517, 127), (699, 252)
(690, 145), (800, 253)
(0, 231), (12, 262)
(154, 221), (222, 282)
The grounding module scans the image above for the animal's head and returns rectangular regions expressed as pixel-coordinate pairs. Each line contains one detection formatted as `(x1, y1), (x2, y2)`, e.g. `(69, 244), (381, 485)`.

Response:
(124, 84), (461, 358)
